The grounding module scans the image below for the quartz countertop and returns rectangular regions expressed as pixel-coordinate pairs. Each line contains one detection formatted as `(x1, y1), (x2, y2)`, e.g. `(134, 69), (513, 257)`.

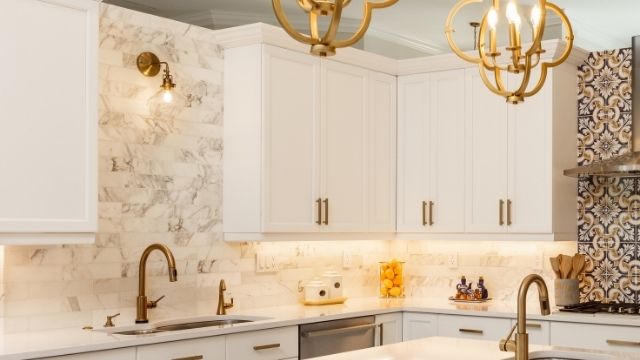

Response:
(3, 297), (640, 360)
(311, 337), (628, 360)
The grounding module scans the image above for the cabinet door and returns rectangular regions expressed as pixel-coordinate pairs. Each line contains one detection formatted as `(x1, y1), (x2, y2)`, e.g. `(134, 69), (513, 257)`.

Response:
(375, 313), (403, 346)
(262, 46), (321, 232)
(137, 336), (225, 360)
(320, 61), (369, 232)
(428, 70), (466, 233)
(437, 314), (511, 341)
(397, 74), (430, 232)
(226, 326), (298, 360)
(507, 71), (553, 233)
(368, 72), (397, 232)
(38, 348), (135, 360)
(464, 69), (508, 233)
(402, 312), (438, 341)
(0, 0), (97, 235)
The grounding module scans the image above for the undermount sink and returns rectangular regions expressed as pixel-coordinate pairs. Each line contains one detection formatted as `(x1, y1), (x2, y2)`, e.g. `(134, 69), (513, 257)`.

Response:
(96, 315), (268, 336)
(504, 351), (615, 360)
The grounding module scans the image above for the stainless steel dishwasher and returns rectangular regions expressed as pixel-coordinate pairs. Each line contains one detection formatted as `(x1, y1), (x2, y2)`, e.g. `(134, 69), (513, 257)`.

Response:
(299, 316), (376, 359)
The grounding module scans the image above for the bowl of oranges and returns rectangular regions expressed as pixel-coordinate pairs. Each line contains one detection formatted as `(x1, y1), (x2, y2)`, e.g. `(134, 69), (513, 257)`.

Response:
(379, 259), (404, 298)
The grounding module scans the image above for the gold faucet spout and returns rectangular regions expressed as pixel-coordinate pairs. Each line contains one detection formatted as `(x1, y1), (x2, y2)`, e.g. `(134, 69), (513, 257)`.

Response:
(136, 243), (178, 323)
(500, 274), (550, 360)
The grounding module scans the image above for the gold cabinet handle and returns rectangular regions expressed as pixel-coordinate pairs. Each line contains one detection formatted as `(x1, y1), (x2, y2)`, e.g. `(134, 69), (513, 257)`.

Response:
(429, 201), (434, 226)
(253, 343), (281, 351)
(422, 201), (428, 226)
(316, 198), (322, 225)
(499, 199), (505, 226)
(323, 198), (329, 225)
(526, 323), (542, 329)
(459, 328), (484, 335)
(607, 339), (640, 347)
(507, 199), (512, 226)
(172, 356), (204, 360)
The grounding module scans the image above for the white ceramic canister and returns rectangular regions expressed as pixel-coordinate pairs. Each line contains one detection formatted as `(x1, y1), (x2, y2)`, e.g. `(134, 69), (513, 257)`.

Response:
(305, 279), (330, 302)
(322, 270), (343, 299)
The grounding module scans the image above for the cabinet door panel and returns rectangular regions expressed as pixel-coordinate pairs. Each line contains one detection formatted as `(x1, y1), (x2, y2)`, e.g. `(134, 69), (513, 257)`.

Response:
(464, 70), (508, 233)
(402, 312), (438, 341)
(397, 75), (430, 232)
(437, 314), (511, 341)
(507, 72), (552, 233)
(375, 313), (403, 346)
(137, 336), (225, 360)
(0, 0), (97, 233)
(368, 72), (397, 232)
(429, 70), (466, 233)
(39, 348), (135, 360)
(321, 61), (369, 232)
(262, 46), (321, 232)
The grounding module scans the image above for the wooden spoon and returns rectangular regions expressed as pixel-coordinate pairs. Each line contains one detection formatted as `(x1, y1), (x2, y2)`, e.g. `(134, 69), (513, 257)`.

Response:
(560, 254), (573, 279)
(549, 256), (562, 278)
(571, 254), (586, 279)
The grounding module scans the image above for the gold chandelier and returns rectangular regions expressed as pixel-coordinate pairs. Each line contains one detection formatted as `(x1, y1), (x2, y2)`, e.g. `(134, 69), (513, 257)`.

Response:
(271, 0), (399, 57)
(445, 0), (574, 104)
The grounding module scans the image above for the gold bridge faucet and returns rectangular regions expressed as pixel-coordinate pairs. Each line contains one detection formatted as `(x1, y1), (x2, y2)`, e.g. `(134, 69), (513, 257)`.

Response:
(136, 244), (178, 323)
(499, 274), (551, 360)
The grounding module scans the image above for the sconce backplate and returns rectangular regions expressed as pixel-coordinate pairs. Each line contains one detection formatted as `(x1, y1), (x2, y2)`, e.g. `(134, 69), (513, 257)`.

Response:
(137, 52), (161, 77)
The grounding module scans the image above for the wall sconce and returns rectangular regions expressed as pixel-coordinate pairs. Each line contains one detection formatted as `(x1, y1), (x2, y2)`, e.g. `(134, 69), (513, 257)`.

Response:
(136, 52), (180, 104)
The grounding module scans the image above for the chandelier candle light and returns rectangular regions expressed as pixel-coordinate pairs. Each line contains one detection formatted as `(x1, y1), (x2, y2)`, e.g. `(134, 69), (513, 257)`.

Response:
(271, 0), (399, 57)
(445, 0), (574, 104)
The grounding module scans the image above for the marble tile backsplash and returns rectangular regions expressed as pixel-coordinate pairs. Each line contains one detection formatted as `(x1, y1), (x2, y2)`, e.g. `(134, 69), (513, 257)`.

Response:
(0, 4), (577, 333)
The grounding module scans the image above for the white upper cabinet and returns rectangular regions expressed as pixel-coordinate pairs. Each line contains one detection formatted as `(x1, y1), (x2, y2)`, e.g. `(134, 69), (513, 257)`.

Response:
(0, 0), (98, 244)
(224, 44), (396, 241)
(397, 70), (465, 234)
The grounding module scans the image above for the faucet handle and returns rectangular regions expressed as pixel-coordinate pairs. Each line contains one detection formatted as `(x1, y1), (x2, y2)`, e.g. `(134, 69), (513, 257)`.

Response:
(104, 312), (121, 327)
(147, 295), (166, 309)
(225, 297), (234, 310)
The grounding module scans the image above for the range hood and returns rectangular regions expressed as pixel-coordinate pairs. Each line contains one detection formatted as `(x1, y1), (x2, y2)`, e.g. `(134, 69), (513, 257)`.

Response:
(564, 36), (640, 177)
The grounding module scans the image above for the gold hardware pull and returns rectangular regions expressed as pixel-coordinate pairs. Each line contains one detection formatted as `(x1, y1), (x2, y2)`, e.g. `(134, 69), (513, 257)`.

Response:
(607, 339), (640, 347)
(323, 198), (329, 225)
(507, 199), (512, 226)
(172, 356), (204, 360)
(459, 328), (483, 335)
(526, 323), (542, 329)
(499, 199), (505, 226)
(316, 198), (322, 225)
(429, 201), (434, 226)
(422, 201), (428, 226)
(253, 343), (281, 351)
(379, 323), (384, 345)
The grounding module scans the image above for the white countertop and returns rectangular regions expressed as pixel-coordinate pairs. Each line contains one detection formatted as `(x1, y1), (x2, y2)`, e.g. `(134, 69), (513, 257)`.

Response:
(3, 297), (640, 360)
(311, 337), (628, 360)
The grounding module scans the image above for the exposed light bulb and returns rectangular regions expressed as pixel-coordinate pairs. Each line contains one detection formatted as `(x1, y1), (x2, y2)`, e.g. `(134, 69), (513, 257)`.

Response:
(162, 89), (173, 103)
(531, 4), (542, 29)
(487, 7), (498, 30)
(506, 2), (521, 26)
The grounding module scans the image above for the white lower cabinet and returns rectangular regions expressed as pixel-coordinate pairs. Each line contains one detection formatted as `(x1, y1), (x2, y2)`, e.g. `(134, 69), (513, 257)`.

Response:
(510, 319), (549, 345)
(437, 314), (511, 341)
(551, 322), (640, 353)
(375, 313), (403, 346)
(226, 326), (298, 360)
(39, 348), (136, 360)
(402, 312), (438, 341)
(137, 336), (225, 360)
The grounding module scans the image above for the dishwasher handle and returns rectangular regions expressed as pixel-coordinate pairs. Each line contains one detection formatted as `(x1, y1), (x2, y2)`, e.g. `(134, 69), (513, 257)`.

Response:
(301, 323), (376, 338)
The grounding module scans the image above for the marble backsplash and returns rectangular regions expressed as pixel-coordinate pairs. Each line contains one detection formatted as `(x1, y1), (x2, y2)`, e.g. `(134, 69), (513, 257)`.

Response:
(0, 4), (577, 333)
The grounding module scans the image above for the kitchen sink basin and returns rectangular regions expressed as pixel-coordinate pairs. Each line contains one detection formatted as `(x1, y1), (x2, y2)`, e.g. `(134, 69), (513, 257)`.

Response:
(96, 315), (268, 336)
(504, 351), (615, 360)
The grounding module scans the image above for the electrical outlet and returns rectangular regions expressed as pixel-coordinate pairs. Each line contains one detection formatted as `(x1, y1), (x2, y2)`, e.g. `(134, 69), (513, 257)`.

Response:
(446, 253), (458, 268)
(343, 251), (353, 269)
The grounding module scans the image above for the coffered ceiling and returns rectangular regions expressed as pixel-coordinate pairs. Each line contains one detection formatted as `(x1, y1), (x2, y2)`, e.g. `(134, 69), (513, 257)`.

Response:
(105, 0), (640, 59)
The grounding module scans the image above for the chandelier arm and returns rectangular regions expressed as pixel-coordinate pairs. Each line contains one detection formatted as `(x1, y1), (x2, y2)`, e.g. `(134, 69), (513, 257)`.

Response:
(542, 3), (575, 68)
(445, 0), (483, 64)
(514, 55), (534, 97)
(297, 0), (313, 12)
(272, 0), (317, 45)
(523, 0), (547, 57)
(322, 0), (344, 45)
(523, 65), (549, 98)
(477, 15), (500, 71)
(309, 12), (320, 40)
(478, 64), (508, 97)
(332, 0), (399, 48)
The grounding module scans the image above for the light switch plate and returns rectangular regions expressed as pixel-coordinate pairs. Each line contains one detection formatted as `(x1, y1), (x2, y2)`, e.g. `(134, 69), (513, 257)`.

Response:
(446, 253), (458, 268)
(256, 254), (278, 273)
(343, 251), (353, 269)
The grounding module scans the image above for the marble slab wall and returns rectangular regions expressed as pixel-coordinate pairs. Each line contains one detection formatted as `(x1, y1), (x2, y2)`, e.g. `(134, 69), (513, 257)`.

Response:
(0, 4), (577, 333)
(576, 49), (636, 303)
